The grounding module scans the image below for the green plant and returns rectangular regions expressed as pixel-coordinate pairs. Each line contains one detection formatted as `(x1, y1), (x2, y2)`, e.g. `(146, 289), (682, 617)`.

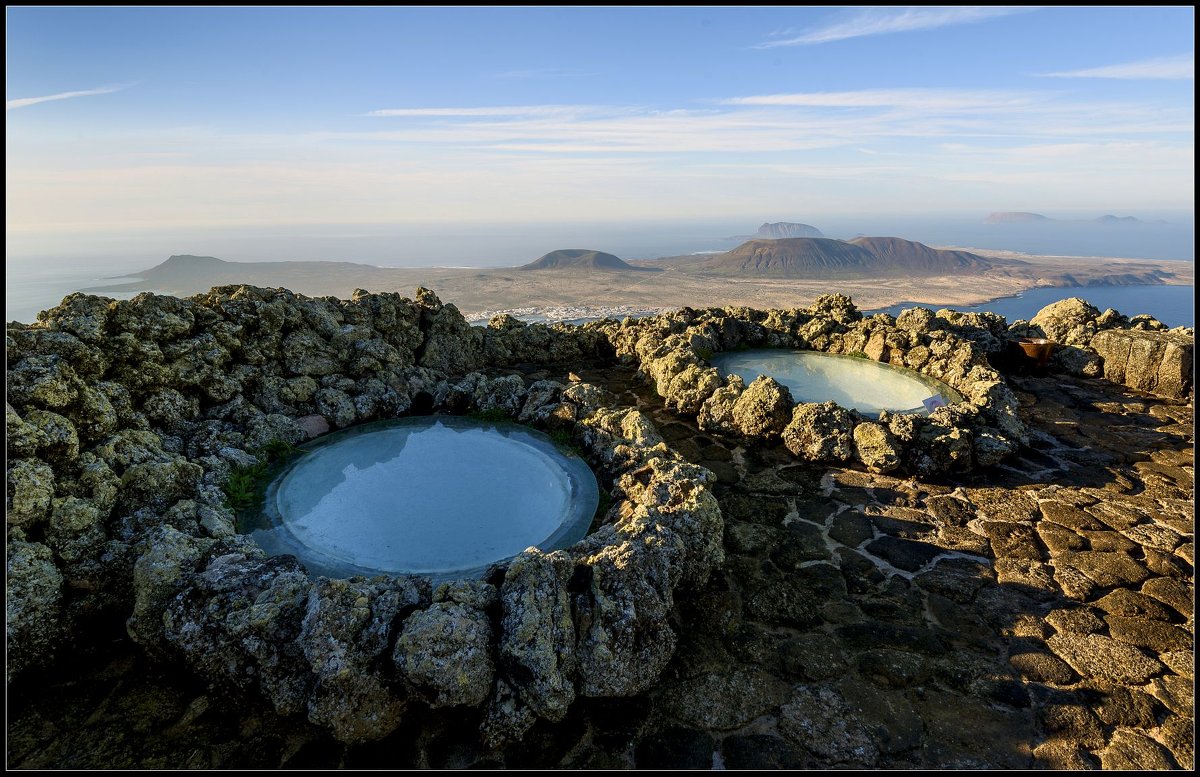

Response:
(547, 424), (583, 455)
(223, 461), (269, 512)
(222, 437), (305, 514)
(257, 438), (304, 461)
(847, 350), (869, 359)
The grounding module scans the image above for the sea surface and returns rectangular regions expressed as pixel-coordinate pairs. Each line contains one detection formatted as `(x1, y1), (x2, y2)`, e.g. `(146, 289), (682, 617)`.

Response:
(871, 284), (1194, 328)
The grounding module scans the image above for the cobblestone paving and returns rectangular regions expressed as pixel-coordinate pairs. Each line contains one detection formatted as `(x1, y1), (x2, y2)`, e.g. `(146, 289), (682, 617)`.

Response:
(620, 368), (1193, 769)
(7, 369), (1193, 769)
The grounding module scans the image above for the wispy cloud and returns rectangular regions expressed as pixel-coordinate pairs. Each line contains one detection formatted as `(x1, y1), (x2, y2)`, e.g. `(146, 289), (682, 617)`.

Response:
(7, 83), (127, 110)
(724, 88), (1036, 112)
(365, 105), (600, 118)
(9, 84), (1193, 229)
(757, 7), (1031, 48)
(1040, 54), (1194, 80)
(334, 87), (1193, 157)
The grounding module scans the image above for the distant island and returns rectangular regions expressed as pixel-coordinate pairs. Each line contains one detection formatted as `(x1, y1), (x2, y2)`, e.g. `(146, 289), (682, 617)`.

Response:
(728, 221), (825, 241)
(519, 249), (657, 272)
(679, 236), (995, 278)
(984, 212), (1165, 225)
(82, 254), (391, 294)
(983, 212), (1051, 224)
(753, 222), (825, 239)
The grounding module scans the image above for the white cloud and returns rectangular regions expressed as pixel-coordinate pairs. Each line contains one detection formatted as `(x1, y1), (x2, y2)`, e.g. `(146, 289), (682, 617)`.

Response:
(365, 105), (599, 118)
(311, 87), (1195, 156)
(757, 7), (1031, 48)
(723, 88), (1035, 111)
(1040, 54), (1194, 80)
(7, 83), (1194, 230)
(6, 84), (126, 110)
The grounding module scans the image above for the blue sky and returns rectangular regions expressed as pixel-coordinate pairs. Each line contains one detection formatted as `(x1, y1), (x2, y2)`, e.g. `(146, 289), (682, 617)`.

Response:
(6, 6), (1194, 236)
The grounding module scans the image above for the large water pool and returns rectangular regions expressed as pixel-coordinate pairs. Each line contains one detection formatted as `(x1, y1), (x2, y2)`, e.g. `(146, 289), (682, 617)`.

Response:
(710, 349), (963, 417)
(245, 416), (599, 580)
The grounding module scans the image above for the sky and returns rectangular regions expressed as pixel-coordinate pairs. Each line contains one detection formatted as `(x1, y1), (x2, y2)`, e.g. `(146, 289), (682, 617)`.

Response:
(5, 6), (1195, 241)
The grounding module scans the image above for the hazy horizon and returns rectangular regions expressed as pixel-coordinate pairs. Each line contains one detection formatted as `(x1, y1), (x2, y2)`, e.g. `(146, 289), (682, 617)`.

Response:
(6, 210), (1195, 270)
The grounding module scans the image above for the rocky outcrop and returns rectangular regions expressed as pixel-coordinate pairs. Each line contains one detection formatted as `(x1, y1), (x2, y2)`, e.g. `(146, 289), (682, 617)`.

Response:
(302, 576), (427, 742)
(1017, 296), (1194, 400)
(5, 540), (64, 682)
(1030, 298), (1103, 347)
(606, 295), (1027, 474)
(1090, 329), (1193, 401)
(784, 402), (856, 462)
(6, 284), (721, 751)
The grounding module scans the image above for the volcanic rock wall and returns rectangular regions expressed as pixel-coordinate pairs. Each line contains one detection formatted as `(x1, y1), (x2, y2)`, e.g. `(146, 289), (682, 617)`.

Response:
(601, 294), (1029, 476)
(6, 285), (721, 745)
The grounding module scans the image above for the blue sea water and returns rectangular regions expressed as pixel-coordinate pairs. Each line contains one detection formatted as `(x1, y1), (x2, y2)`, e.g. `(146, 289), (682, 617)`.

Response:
(871, 285), (1194, 328)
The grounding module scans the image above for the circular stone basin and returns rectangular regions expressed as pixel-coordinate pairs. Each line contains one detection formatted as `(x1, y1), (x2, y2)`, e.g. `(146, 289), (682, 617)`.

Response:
(711, 349), (963, 417)
(244, 416), (599, 580)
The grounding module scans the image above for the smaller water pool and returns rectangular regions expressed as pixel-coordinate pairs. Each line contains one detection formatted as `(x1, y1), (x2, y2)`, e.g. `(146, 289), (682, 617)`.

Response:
(710, 349), (962, 417)
(244, 416), (599, 580)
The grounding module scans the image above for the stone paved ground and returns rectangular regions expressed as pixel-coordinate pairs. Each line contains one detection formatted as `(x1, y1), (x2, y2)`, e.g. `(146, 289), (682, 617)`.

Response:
(7, 368), (1194, 769)
(617, 367), (1193, 770)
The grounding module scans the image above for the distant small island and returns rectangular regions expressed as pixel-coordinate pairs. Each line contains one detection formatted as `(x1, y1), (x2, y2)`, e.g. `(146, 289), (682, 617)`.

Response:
(728, 221), (825, 241)
(983, 212), (1051, 224)
(985, 212), (1166, 225)
(753, 222), (825, 239)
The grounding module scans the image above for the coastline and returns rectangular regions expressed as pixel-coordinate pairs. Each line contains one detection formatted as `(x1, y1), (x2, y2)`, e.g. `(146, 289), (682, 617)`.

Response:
(7, 246), (1193, 327)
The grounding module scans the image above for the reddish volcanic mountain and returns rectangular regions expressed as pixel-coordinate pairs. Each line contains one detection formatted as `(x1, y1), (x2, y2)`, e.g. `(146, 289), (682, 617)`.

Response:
(695, 237), (993, 278)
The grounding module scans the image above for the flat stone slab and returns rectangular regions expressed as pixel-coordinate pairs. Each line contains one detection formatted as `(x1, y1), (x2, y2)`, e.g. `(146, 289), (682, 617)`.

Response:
(1103, 614), (1193, 653)
(1053, 551), (1150, 588)
(1093, 589), (1176, 621)
(779, 685), (880, 766)
(660, 668), (789, 731)
(1008, 650), (1078, 685)
(1046, 633), (1164, 684)
(1099, 729), (1178, 770)
(864, 536), (943, 572)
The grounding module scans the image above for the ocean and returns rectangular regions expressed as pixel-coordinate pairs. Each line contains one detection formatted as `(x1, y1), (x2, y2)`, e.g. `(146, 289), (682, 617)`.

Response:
(871, 284), (1194, 329)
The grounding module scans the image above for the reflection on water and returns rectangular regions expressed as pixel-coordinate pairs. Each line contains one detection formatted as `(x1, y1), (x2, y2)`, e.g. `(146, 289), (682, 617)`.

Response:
(245, 416), (599, 580)
(711, 350), (962, 417)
